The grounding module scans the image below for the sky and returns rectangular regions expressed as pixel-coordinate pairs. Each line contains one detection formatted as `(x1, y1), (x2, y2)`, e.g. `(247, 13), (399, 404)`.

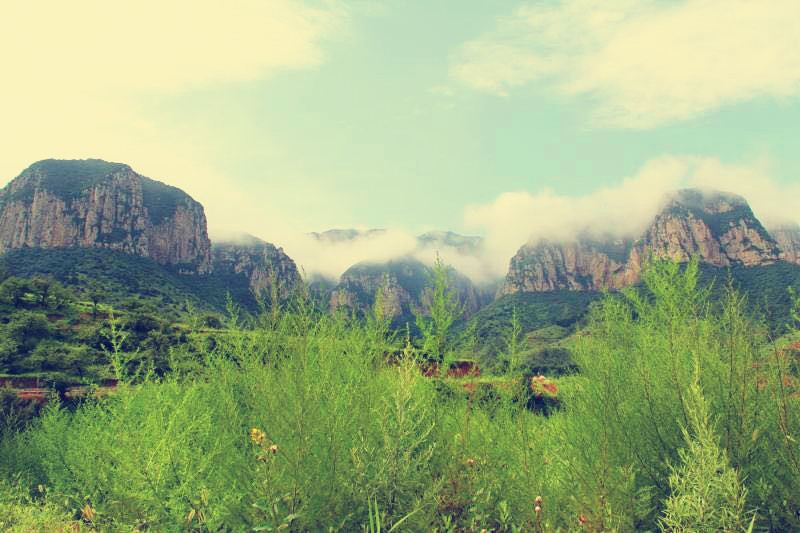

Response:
(1, 0), (799, 280)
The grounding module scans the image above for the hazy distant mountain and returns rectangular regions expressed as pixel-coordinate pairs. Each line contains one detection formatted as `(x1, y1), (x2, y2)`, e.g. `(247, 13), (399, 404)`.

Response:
(417, 230), (484, 255)
(308, 228), (387, 243)
(329, 256), (484, 327)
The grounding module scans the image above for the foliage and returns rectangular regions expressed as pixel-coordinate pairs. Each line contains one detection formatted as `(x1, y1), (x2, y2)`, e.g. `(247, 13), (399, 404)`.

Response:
(659, 376), (749, 532)
(563, 259), (800, 530)
(414, 254), (463, 367)
(0, 258), (798, 530)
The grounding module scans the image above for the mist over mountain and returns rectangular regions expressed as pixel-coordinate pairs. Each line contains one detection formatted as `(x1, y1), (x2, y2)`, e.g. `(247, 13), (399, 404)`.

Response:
(1, 159), (798, 321)
(502, 188), (791, 294)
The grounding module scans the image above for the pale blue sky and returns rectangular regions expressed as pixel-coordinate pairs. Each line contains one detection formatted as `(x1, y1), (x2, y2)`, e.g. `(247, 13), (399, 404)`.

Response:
(132, 1), (800, 232)
(2, 0), (799, 275)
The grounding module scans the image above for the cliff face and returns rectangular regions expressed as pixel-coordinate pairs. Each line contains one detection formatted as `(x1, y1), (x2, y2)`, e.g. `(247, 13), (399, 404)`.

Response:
(771, 224), (800, 265)
(502, 238), (631, 293)
(0, 159), (212, 274)
(503, 189), (783, 294)
(211, 234), (301, 299)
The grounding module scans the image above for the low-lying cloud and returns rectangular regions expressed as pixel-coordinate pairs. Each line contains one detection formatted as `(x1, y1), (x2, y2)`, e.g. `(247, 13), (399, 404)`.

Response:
(464, 156), (800, 276)
(236, 155), (798, 285)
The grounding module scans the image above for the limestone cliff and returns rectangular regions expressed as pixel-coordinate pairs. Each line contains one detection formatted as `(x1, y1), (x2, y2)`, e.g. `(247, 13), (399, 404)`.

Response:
(503, 189), (782, 294)
(0, 159), (212, 273)
(211, 234), (301, 299)
(771, 224), (800, 265)
(502, 238), (631, 294)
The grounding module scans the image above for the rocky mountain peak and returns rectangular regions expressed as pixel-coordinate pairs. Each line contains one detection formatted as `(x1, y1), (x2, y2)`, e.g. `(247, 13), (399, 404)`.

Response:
(211, 233), (301, 300)
(0, 159), (212, 273)
(771, 223), (800, 265)
(503, 188), (783, 295)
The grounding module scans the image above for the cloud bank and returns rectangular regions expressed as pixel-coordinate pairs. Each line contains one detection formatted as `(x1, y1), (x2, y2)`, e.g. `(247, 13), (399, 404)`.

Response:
(451, 0), (800, 128)
(464, 156), (800, 276)
(234, 156), (798, 285)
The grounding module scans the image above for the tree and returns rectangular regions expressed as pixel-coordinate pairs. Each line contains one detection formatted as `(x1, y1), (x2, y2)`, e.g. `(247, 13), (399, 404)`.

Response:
(414, 254), (462, 369)
(504, 306), (522, 375)
(0, 277), (32, 307)
(659, 377), (750, 532)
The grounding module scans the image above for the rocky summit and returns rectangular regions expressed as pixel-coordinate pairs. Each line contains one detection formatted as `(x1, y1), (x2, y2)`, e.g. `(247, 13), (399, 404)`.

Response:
(211, 233), (301, 299)
(0, 159), (212, 274)
(502, 188), (786, 294)
(771, 223), (800, 265)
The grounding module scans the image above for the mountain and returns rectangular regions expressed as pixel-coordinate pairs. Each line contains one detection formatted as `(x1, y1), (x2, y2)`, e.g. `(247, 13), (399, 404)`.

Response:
(329, 257), (483, 327)
(0, 159), (211, 274)
(503, 189), (783, 294)
(309, 228), (386, 243)
(772, 223), (800, 265)
(309, 228), (492, 323)
(211, 233), (301, 300)
(0, 159), (305, 314)
(417, 230), (484, 255)
(502, 236), (632, 293)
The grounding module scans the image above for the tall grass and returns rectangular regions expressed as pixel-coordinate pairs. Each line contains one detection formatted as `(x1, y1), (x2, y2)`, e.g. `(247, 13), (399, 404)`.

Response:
(0, 259), (798, 531)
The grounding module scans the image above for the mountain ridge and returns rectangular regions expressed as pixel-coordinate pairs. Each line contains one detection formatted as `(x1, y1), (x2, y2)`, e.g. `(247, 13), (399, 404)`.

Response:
(502, 188), (793, 295)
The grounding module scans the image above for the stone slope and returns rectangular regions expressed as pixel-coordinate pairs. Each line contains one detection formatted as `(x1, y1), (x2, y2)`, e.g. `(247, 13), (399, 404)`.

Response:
(771, 223), (800, 265)
(211, 233), (301, 300)
(0, 159), (212, 274)
(503, 189), (783, 294)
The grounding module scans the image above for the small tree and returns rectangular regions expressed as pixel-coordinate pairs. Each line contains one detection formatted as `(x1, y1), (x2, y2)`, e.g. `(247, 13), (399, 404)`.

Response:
(414, 254), (462, 373)
(0, 277), (31, 308)
(659, 374), (750, 532)
(504, 306), (522, 375)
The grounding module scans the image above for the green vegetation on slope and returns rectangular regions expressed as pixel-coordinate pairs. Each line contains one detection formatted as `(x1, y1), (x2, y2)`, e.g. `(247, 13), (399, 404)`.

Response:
(4, 159), (129, 204)
(0, 247), (259, 316)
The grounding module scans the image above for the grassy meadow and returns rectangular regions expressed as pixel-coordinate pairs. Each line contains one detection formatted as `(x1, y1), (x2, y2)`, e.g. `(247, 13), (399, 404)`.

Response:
(1, 260), (799, 531)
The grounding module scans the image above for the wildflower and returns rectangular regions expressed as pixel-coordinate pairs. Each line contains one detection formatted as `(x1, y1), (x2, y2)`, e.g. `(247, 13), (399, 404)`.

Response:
(250, 427), (266, 445)
(579, 513), (587, 525)
(268, 444), (279, 455)
(81, 502), (96, 522)
(534, 505), (541, 514)
(534, 495), (542, 505)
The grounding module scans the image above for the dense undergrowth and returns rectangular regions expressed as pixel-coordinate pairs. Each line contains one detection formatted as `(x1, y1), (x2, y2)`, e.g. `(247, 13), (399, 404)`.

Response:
(0, 260), (799, 531)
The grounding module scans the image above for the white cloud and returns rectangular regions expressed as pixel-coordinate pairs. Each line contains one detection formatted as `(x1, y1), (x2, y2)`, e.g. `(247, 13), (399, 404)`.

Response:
(1, 0), (344, 93)
(279, 229), (419, 281)
(451, 0), (800, 128)
(464, 156), (800, 275)
(251, 155), (799, 285)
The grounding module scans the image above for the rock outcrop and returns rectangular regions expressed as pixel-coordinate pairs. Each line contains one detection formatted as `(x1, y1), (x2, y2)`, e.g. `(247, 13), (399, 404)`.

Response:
(503, 238), (632, 293)
(211, 233), (301, 299)
(772, 224), (800, 265)
(502, 189), (783, 294)
(0, 159), (212, 273)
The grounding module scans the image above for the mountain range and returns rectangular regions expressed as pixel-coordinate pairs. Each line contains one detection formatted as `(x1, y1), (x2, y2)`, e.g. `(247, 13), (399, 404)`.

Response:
(1, 159), (799, 325)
